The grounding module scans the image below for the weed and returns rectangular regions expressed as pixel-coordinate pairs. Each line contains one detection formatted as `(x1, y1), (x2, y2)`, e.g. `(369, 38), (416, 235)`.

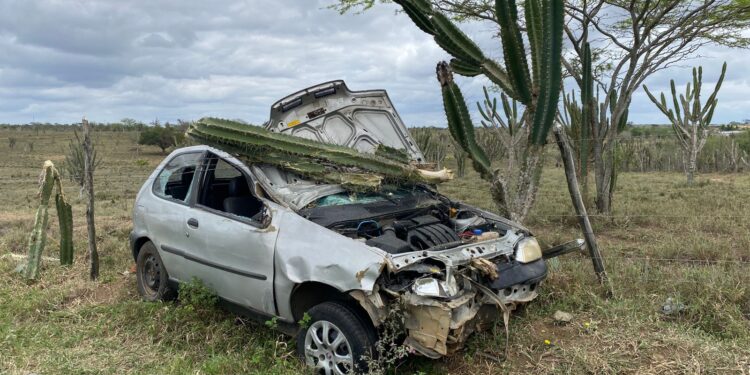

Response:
(298, 312), (311, 329)
(178, 277), (218, 312)
(364, 303), (409, 375)
(265, 316), (279, 330)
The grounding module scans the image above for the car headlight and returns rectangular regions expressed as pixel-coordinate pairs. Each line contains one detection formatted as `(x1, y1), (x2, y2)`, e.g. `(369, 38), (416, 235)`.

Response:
(515, 237), (542, 263)
(412, 275), (458, 298)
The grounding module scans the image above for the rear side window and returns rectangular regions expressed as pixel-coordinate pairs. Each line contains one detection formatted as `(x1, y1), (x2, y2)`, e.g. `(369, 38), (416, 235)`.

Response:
(153, 153), (202, 203)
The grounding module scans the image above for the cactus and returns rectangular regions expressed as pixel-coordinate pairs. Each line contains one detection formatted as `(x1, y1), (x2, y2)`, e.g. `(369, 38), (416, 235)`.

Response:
(186, 117), (453, 190)
(394, 0), (562, 221)
(561, 42), (630, 199)
(411, 128), (449, 168)
(24, 161), (74, 282)
(396, 0), (564, 141)
(643, 62), (727, 185)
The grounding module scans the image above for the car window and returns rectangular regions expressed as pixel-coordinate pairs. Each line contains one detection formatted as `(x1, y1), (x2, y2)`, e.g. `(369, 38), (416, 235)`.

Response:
(153, 153), (202, 203)
(198, 155), (265, 222)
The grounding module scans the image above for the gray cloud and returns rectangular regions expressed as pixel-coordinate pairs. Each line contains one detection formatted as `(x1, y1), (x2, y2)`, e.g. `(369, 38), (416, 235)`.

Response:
(0, 0), (747, 126)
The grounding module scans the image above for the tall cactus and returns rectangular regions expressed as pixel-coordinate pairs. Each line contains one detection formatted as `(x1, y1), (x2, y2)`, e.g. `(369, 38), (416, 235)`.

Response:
(643, 62), (727, 185)
(186, 117), (453, 190)
(395, 0), (564, 222)
(561, 42), (629, 200)
(24, 161), (74, 282)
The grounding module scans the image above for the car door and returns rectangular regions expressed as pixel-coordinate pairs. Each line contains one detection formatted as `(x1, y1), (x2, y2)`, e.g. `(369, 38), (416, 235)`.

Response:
(181, 153), (279, 315)
(144, 151), (204, 282)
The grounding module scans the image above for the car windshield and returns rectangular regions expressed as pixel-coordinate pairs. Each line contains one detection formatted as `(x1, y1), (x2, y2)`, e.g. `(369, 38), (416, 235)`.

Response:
(310, 186), (430, 208)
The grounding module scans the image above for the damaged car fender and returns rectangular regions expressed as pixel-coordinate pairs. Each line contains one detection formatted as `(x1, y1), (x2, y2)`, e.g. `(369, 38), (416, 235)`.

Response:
(272, 210), (389, 322)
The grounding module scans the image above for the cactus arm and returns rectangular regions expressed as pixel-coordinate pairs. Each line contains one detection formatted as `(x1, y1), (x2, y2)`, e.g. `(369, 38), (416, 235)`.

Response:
(479, 59), (517, 99)
(431, 12), (486, 64)
(476, 101), (490, 124)
(702, 62), (727, 114)
(393, 0), (435, 35)
(186, 118), (450, 189)
(437, 62), (492, 178)
(495, 0), (532, 104)
(529, 0), (564, 145)
(524, 0), (543, 86)
(392, 0), (519, 100)
(669, 79), (682, 123)
(374, 144), (411, 164)
(703, 99), (718, 126)
(56, 193), (74, 266)
(579, 42), (594, 180)
(450, 58), (482, 77)
(617, 107), (629, 133)
(23, 162), (55, 281)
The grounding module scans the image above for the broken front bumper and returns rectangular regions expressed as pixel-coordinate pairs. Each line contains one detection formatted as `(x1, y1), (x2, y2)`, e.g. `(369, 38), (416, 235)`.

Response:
(402, 258), (547, 358)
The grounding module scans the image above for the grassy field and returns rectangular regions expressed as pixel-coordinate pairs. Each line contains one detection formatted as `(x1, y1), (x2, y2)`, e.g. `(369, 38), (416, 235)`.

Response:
(1, 127), (749, 374)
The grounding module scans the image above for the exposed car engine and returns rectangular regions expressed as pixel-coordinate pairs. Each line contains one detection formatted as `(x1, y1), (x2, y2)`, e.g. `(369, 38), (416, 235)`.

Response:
(299, 188), (511, 255)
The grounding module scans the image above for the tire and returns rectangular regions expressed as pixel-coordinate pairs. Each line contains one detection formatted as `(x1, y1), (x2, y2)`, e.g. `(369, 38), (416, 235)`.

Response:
(297, 302), (376, 374)
(136, 241), (175, 301)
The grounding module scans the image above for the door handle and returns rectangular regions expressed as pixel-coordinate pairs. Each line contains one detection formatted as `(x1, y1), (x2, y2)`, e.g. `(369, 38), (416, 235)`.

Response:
(187, 218), (199, 228)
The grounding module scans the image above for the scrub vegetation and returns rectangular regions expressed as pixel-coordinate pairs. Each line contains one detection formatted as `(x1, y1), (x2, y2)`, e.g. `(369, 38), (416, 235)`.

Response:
(0, 125), (749, 374)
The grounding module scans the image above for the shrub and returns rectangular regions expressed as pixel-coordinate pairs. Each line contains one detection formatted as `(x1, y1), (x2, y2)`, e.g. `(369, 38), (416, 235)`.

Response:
(138, 125), (184, 153)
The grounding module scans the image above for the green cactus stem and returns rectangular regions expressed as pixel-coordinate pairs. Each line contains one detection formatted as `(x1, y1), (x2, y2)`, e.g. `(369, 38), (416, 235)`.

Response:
(393, 0), (563, 148)
(436, 62), (492, 179)
(643, 62), (726, 185)
(24, 161), (74, 282)
(186, 117), (453, 190)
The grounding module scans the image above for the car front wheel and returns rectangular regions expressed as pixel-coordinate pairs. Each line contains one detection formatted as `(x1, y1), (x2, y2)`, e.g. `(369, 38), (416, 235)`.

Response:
(297, 302), (376, 374)
(136, 241), (175, 301)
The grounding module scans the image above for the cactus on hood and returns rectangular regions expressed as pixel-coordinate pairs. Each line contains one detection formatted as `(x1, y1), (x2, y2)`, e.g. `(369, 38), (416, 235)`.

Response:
(186, 117), (453, 190)
(23, 161), (74, 282)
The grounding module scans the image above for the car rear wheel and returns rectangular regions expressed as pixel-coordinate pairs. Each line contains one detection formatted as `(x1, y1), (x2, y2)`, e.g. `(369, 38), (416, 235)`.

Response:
(136, 241), (175, 301)
(297, 302), (375, 374)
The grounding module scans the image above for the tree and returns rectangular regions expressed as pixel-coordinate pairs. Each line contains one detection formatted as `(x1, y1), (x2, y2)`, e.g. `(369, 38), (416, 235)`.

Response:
(474, 87), (542, 220)
(120, 118), (145, 131)
(643, 63), (727, 185)
(63, 130), (102, 196)
(333, 0), (750, 214)
(138, 125), (183, 154)
(82, 118), (99, 280)
(563, 0), (750, 213)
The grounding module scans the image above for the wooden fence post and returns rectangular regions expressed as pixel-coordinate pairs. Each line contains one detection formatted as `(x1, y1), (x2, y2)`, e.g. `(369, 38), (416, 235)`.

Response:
(553, 124), (613, 296)
(82, 118), (99, 280)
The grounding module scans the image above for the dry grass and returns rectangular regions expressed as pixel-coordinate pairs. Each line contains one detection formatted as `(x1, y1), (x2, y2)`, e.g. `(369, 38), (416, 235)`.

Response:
(0, 127), (748, 374)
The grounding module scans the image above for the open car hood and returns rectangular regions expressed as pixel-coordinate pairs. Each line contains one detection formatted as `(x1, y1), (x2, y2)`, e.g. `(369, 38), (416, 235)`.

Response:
(264, 80), (424, 162)
(251, 81), (426, 210)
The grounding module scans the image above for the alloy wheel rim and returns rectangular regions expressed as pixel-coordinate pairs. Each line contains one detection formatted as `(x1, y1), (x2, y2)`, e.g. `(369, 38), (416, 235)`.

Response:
(303, 320), (354, 375)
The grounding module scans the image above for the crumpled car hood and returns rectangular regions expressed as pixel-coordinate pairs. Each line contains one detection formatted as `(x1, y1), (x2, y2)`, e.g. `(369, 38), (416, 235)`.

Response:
(252, 80), (426, 210)
(265, 80), (424, 161)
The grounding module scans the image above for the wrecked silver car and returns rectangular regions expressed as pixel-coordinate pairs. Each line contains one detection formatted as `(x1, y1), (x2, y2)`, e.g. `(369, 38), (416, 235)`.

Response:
(131, 81), (574, 373)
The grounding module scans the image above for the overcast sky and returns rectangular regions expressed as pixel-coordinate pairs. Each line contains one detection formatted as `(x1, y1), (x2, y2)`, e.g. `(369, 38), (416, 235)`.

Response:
(0, 0), (747, 126)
